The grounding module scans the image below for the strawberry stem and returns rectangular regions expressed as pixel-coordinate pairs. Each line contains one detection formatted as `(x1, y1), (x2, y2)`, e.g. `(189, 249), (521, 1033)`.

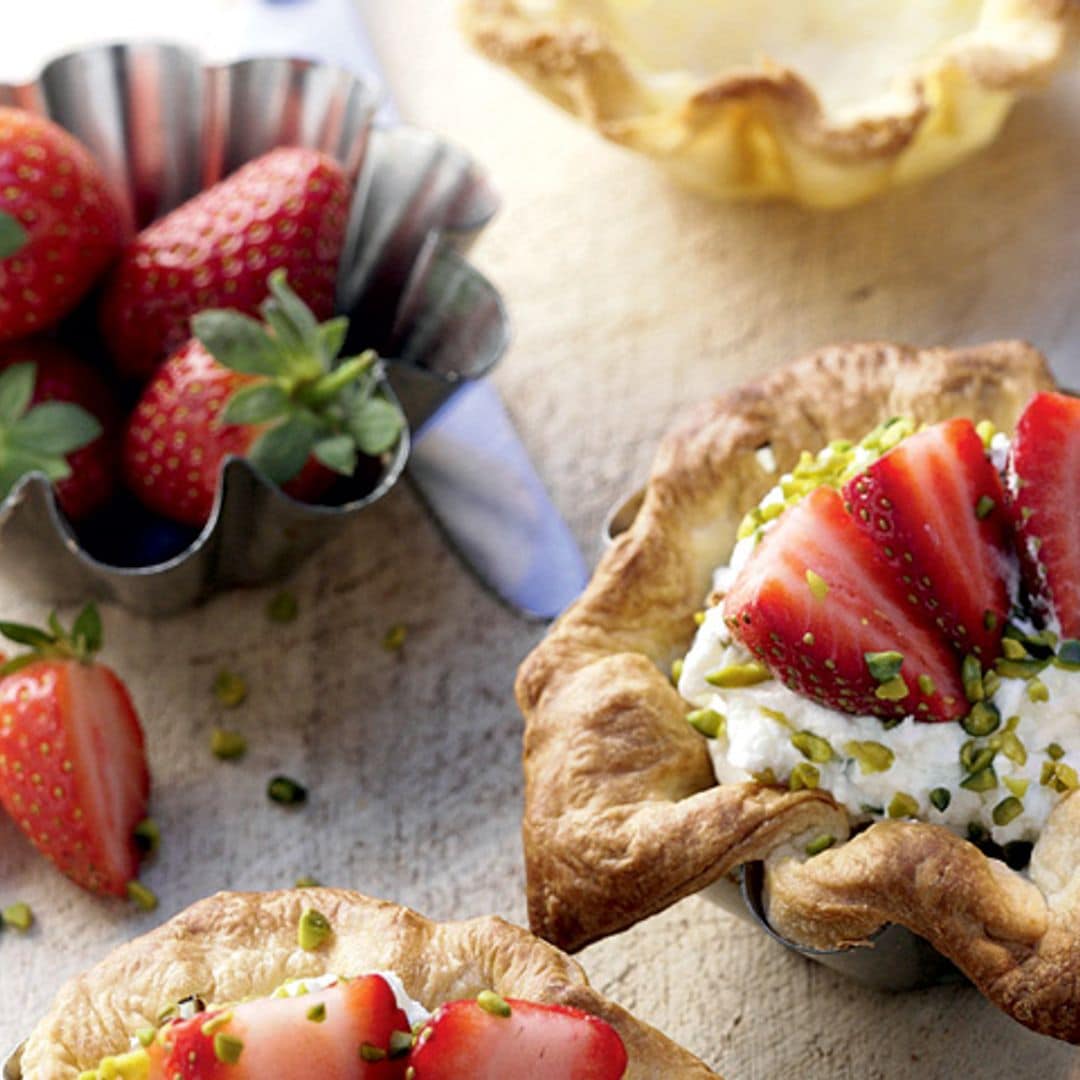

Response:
(297, 352), (374, 409)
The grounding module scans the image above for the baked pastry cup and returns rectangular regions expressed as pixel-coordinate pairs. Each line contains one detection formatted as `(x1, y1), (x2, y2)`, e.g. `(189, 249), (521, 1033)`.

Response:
(515, 340), (1080, 1042)
(19, 888), (717, 1079)
(461, 0), (1077, 207)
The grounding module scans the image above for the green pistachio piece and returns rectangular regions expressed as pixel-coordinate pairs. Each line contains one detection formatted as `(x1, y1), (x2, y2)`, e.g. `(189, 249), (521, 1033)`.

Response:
(752, 768), (779, 786)
(844, 740), (895, 774)
(929, 787), (951, 812)
(389, 1030), (414, 1057)
(133, 818), (160, 856)
(887, 792), (919, 818)
(126, 881), (158, 912)
(998, 731), (1027, 766)
(983, 610), (998, 632)
(960, 740), (995, 774)
(1056, 639), (1080, 670)
(865, 651), (904, 683)
(961, 655), (984, 703)
(805, 834), (835, 856)
(975, 495), (995, 520)
(789, 762), (820, 791)
(967, 822), (989, 844)
(962, 701), (1001, 737)
(135, 1026), (156, 1048)
(706, 662), (772, 688)
(298, 908), (332, 951)
(693, 610), (707, 627)
(307, 1003), (327, 1023)
(382, 624), (407, 652)
(214, 1033), (244, 1065)
(477, 990), (513, 1018)
(2, 901), (33, 931)
(1028, 678), (1050, 703)
(213, 669), (247, 708)
(210, 727), (248, 761)
(981, 669), (1001, 698)
(874, 675), (909, 701)
(670, 658), (684, 685)
(1041, 761), (1080, 793)
(295, 875), (321, 889)
(1048, 742), (1066, 760)
(1004, 776), (1030, 798)
(201, 1012), (233, 1037)
(267, 590), (299, 623)
(1002, 638), (1029, 661)
(995, 657), (1050, 680)
(360, 1044), (388, 1063)
(687, 708), (725, 738)
(791, 730), (834, 763)
(975, 419), (996, 447)
(805, 570), (828, 601)
(917, 674), (936, 696)
(269, 775), (308, 806)
(960, 767), (998, 793)
(992, 796), (1024, 827)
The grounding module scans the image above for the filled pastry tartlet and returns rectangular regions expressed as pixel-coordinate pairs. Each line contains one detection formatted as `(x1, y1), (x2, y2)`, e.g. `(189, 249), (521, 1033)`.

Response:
(462, 0), (1077, 206)
(17, 889), (717, 1079)
(516, 341), (1080, 1041)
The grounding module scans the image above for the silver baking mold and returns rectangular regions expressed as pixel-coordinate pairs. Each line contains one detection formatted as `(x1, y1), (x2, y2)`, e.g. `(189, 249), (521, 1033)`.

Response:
(0, 43), (507, 616)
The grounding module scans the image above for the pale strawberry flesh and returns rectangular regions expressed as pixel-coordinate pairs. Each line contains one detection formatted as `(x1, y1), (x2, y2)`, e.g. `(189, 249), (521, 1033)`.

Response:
(724, 487), (966, 722)
(843, 418), (1011, 662)
(409, 998), (629, 1080)
(0, 659), (148, 895)
(1009, 391), (1080, 637)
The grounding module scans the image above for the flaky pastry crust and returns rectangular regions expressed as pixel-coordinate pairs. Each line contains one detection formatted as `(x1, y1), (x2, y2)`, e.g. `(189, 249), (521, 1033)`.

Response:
(20, 889), (717, 1080)
(515, 340), (1080, 1041)
(461, 0), (1077, 207)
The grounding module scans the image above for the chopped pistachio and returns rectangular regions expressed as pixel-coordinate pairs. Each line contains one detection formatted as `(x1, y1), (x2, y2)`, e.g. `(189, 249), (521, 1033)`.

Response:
(960, 767), (998, 793)
(1027, 678), (1050, 703)
(705, 661), (771, 688)
(802, 632), (815, 646)
(1056, 639), (1080, 670)
(759, 706), (789, 726)
(132, 818), (160, 857)
(267, 590), (299, 623)
(789, 762), (820, 791)
(999, 731), (1027, 766)
(962, 701), (1001, 737)
(983, 610), (998, 632)
(126, 881), (158, 912)
(670, 658), (684, 685)
(994, 657), (1049, 680)
(1048, 742), (1066, 761)
(307, 1003), (327, 1023)
(981, 669), (1001, 698)
(961, 655), (984, 703)
(975, 495), (995, 520)
(805, 834), (835, 857)
(752, 768), (779, 786)
(967, 822), (989, 844)
(864, 651), (904, 683)
(390, 1030), (414, 1058)
(382, 624), (407, 652)
(477, 990), (512, 1018)
(874, 675), (909, 701)
(136, 1027), (156, 1048)
(295, 875), (321, 889)
(214, 1033), (244, 1065)
(687, 708), (725, 738)
(844, 740), (895, 774)
(1004, 776), (1030, 799)
(791, 730), (834, 763)
(693, 610), (706, 627)
(805, 570), (828, 600)
(360, 1044), (388, 1063)
(887, 792), (919, 819)
(268, 775), (308, 806)
(975, 419), (996, 447)
(992, 797), (1024, 827)
(1041, 761), (1080, 793)
(2, 901), (33, 931)
(210, 727), (247, 761)
(1002, 638), (1029, 661)
(297, 908), (332, 951)
(213, 669), (247, 708)
(929, 787), (951, 812)
(917, 674), (936, 696)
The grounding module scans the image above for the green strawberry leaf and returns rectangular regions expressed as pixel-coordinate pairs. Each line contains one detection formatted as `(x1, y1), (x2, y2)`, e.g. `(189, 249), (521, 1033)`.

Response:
(267, 268), (321, 347)
(10, 402), (102, 456)
(347, 396), (405, 455)
(193, 310), (284, 376)
(72, 603), (102, 655)
(0, 653), (44, 678)
(0, 363), (35, 424)
(0, 447), (71, 504)
(317, 317), (349, 367)
(220, 382), (291, 427)
(0, 621), (56, 649)
(0, 211), (28, 260)
(312, 433), (357, 476)
(247, 415), (319, 485)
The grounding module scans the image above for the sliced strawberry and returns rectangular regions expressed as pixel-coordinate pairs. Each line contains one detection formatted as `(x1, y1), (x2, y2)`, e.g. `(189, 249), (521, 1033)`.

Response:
(843, 418), (1011, 662)
(724, 486), (966, 722)
(410, 996), (628, 1080)
(0, 606), (148, 895)
(146, 976), (411, 1079)
(1009, 391), (1080, 637)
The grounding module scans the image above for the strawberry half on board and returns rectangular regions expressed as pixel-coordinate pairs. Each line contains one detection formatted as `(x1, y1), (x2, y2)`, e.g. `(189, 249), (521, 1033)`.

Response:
(123, 270), (405, 528)
(1009, 391), (1080, 637)
(0, 605), (150, 898)
(409, 994), (629, 1080)
(99, 146), (349, 381)
(843, 418), (1012, 663)
(0, 107), (126, 342)
(0, 339), (118, 520)
(724, 486), (967, 722)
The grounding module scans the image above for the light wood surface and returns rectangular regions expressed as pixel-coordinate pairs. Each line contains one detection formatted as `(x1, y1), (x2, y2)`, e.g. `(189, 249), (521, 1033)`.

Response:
(3, 2), (1080, 1078)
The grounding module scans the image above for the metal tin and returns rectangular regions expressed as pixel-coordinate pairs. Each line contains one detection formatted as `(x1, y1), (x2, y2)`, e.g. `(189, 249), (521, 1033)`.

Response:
(605, 486), (966, 990)
(0, 44), (508, 616)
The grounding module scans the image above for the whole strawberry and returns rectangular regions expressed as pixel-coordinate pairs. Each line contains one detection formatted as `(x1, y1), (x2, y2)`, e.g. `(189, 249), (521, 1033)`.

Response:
(0, 340), (118, 520)
(100, 146), (349, 381)
(124, 270), (405, 527)
(0, 604), (151, 898)
(0, 108), (126, 342)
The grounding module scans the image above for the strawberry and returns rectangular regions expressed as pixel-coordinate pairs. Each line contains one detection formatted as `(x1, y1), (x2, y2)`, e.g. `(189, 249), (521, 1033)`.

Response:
(0, 604), (149, 897)
(843, 418), (1011, 663)
(145, 975), (411, 1079)
(1009, 391), (1080, 637)
(0, 108), (126, 342)
(0, 339), (118, 520)
(410, 995), (628, 1080)
(724, 486), (966, 722)
(99, 146), (348, 381)
(123, 271), (404, 527)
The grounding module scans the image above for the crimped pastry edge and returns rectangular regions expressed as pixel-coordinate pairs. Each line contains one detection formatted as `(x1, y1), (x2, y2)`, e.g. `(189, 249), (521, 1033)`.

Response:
(461, 0), (1077, 207)
(514, 340), (1080, 1041)
(20, 888), (718, 1079)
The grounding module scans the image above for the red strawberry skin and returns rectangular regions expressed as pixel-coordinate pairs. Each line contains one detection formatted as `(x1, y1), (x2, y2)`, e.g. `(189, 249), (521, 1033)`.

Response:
(99, 147), (348, 381)
(0, 108), (126, 342)
(410, 999), (629, 1080)
(724, 487), (966, 722)
(0, 658), (148, 896)
(843, 418), (1011, 662)
(0, 339), (118, 520)
(123, 340), (335, 527)
(1009, 391), (1080, 637)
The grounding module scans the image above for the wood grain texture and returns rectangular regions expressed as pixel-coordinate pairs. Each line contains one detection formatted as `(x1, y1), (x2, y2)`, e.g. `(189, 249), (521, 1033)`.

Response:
(2, 2), (1080, 1078)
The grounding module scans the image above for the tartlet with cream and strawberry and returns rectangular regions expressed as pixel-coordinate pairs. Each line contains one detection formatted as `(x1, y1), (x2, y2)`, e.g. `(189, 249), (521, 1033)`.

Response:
(516, 341), (1080, 1042)
(18, 889), (717, 1079)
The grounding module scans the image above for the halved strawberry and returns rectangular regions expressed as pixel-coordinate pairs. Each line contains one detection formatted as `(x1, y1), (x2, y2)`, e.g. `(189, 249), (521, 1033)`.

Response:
(724, 486), (966, 722)
(409, 995), (628, 1080)
(1009, 391), (1080, 637)
(843, 418), (1011, 662)
(0, 605), (149, 896)
(146, 976), (411, 1079)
